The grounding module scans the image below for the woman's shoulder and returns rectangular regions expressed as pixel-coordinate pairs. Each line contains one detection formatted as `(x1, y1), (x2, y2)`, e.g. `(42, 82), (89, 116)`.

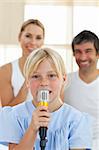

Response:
(0, 58), (21, 83)
(0, 62), (12, 78)
(0, 58), (19, 75)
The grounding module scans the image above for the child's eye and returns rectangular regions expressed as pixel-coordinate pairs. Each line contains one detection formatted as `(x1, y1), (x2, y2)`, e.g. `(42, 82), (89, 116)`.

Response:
(32, 75), (40, 79)
(48, 74), (57, 79)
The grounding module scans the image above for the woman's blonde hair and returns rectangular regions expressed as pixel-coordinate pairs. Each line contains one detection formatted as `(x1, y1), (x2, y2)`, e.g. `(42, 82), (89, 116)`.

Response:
(19, 19), (45, 39)
(23, 47), (66, 80)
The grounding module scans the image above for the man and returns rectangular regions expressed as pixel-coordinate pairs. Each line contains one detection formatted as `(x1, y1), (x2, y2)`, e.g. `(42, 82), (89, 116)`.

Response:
(65, 30), (99, 149)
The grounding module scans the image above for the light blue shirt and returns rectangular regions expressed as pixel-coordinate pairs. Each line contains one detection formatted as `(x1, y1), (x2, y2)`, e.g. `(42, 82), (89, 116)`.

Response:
(0, 101), (93, 150)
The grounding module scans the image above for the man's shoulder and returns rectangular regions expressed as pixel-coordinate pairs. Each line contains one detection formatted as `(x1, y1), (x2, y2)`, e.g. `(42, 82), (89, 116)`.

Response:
(67, 71), (78, 76)
(67, 71), (78, 80)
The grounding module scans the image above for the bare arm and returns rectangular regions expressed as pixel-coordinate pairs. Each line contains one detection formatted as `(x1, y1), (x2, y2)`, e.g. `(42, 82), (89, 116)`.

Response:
(8, 81), (28, 106)
(0, 96), (2, 107)
(0, 63), (13, 106)
(0, 63), (28, 106)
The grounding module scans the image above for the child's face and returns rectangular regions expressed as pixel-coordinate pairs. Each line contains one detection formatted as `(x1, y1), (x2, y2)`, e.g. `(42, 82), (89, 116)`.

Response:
(28, 59), (64, 103)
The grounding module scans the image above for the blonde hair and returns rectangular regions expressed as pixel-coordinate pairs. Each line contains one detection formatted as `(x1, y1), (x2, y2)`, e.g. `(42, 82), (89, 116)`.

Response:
(19, 19), (45, 39)
(23, 47), (66, 80)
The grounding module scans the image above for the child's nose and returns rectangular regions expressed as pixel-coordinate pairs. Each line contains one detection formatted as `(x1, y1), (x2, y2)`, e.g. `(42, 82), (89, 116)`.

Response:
(40, 78), (49, 86)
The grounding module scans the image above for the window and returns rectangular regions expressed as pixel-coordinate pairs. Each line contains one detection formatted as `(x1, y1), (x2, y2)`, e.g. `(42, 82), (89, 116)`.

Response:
(24, 4), (99, 71)
(0, 4), (98, 70)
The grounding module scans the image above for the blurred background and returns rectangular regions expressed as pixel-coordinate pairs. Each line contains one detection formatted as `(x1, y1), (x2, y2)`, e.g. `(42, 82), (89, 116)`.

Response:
(0, 0), (99, 73)
(0, 0), (99, 149)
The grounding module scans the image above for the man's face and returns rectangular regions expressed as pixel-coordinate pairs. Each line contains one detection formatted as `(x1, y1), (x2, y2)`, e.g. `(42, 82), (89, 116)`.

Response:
(73, 42), (99, 72)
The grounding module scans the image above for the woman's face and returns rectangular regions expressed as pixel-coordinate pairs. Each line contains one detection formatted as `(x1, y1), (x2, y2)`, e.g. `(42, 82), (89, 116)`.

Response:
(28, 59), (65, 104)
(19, 24), (44, 56)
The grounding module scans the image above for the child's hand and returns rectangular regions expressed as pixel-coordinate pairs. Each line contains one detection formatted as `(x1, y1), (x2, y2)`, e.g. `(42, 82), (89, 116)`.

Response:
(30, 106), (50, 132)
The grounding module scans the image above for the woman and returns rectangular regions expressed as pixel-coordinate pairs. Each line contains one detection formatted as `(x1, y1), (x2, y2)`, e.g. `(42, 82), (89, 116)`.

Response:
(0, 48), (93, 150)
(0, 19), (45, 106)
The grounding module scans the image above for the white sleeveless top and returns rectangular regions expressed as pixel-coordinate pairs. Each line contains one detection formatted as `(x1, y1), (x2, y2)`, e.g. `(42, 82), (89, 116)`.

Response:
(11, 59), (32, 101)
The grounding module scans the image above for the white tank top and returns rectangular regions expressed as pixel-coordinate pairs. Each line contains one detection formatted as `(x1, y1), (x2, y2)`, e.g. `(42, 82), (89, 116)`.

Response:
(11, 59), (32, 101)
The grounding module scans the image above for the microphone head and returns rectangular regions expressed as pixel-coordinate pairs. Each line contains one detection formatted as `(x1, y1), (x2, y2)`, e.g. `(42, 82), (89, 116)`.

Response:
(38, 89), (49, 107)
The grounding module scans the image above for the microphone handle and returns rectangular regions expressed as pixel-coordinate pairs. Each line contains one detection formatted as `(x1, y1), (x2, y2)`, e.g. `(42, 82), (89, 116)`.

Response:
(39, 127), (48, 150)
(39, 127), (47, 139)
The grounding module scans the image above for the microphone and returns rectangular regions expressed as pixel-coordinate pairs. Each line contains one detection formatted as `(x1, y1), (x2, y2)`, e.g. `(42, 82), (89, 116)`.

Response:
(38, 89), (49, 150)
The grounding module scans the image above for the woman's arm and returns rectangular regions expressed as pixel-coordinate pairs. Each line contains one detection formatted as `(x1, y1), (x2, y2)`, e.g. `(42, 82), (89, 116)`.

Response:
(0, 63), (28, 106)
(0, 97), (2, 107)
(7, 81), (28, 106)
(0, 63), (14, 106)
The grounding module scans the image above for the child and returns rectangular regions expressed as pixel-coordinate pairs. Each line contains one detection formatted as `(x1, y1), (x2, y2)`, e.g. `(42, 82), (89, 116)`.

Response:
(0, 48), (93, 150)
